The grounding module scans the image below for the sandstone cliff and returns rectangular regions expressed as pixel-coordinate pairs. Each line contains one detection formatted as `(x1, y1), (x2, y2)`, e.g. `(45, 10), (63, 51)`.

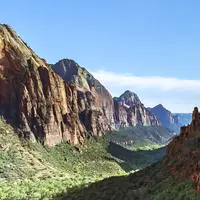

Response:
(0, 24), (88, 147)
(114, 90), (160, 126)
(164, 107), (200, 193)
(0, 24), (162, 147)
(52, 61), (160, 128)
(167, 107), (200, 157)
(52, 59), (115, 134)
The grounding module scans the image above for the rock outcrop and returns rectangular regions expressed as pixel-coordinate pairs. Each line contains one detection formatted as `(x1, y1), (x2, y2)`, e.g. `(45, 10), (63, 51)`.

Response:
(52, 62), (160, 128)
(114, 91), (160, 126)
(167, 107), (200, 157)
(0, 24), (162, 147)
(165, 107), (200, 193)
(52, 59), (115, 134)
(148, 104), (182, 132)
(0, 24), (89, 147)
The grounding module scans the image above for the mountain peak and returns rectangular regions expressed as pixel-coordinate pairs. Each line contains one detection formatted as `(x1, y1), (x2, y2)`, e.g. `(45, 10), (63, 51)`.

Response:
(117, 90), (141, 107)
(148, 104), (182, 132)
(124, 90), (133, 94)
(155, 104), (165, 109)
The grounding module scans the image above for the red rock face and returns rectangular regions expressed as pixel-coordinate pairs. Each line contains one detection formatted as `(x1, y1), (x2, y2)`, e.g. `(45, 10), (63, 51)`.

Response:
(52, 59), (116, 133)
(114, 91), (160, 127)
(165, 107), (200, 192)
(52, 61), (161, 130)
(167, 107), (200, 157)
(0, 25), (88, 147)
(0, 25), (119, 147)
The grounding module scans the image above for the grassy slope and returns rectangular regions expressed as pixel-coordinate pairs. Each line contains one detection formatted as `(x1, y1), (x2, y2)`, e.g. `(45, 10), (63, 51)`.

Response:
(60, 135), (200, 200)
(107, 142), (166, 171)
(0, 119), (173, 200)
(108, 125), (173, 150)
(0, 118), (127, 200)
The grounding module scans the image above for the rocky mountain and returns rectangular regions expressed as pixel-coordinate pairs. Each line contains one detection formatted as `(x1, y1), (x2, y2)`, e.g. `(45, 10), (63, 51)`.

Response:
(148, 104), (182, 133)
(52, 59), (115, 134)
(52, 60), (160, 129)
(115, 90), (141, 107)
(0, 24), (162, 148)
(114, 91), (160, 127)
(0, 24), (104, 147)
(0, 24), (91, 146)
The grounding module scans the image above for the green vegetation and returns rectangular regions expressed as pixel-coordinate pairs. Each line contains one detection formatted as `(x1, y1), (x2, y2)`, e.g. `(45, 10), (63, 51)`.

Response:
(63, 131), (200, 200)
(128, 141), (163, 151)
(151, 180), (198, 200)
(107, 125), (172, 150)
(64, 174), (198, 200)
(0, 118), (127, 199)
(0, 118), (173, 199)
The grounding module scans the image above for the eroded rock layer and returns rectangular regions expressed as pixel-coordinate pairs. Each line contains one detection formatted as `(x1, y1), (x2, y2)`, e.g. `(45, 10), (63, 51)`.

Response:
(52, 62), (160, 128)
(114, 90), (160, 126)
(52, 59), (115, 134)
(0, 24), (88, 146)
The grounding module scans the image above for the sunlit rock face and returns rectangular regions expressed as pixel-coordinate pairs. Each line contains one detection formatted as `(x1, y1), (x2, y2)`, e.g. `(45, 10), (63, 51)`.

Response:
(52, 62), (160, 129)
(0, 24), (87, 147)
(52, 59), (116, 134)
(114, 91), (160, 127)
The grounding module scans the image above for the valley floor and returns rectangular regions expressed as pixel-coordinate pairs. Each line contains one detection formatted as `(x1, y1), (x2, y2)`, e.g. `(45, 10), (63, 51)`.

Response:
(0, 119), (170, 200)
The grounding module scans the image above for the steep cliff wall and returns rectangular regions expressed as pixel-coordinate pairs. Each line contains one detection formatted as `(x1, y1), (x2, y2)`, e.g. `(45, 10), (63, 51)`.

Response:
(52, 59), (115, 133)
(0, 24), (88, 147)
(52, 63), (160, 128)
(114, 91), (160, 126)
(0, 24), (162, 147)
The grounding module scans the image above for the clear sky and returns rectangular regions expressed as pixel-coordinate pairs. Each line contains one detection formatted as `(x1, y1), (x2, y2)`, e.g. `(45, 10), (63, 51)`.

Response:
(2, 0), (200, 112)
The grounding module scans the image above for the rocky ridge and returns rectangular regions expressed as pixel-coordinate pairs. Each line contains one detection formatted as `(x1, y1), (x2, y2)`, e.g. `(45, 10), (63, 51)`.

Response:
(0, 24), (87, 147)
(166, 107), (200, 192)
(52, 60), (160, 128)
(0, 24), (161, 147)
(114, 91), (160, 127)
(148, 104), (182, 132)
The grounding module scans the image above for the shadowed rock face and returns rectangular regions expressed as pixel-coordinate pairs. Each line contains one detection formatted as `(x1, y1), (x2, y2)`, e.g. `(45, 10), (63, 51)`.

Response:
(52, 59), (115, 133)
(148, 104), (182, 132)
(52, 62), (160, 128)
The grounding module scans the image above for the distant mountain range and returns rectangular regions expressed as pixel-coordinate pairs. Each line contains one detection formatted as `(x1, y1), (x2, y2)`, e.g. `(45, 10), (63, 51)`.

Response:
(148, 104), (191, 133)
(172, 113), (192, 126)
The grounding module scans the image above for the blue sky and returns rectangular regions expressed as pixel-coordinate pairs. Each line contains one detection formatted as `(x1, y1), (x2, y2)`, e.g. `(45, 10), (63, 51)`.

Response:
(2, 0), (200, 112)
